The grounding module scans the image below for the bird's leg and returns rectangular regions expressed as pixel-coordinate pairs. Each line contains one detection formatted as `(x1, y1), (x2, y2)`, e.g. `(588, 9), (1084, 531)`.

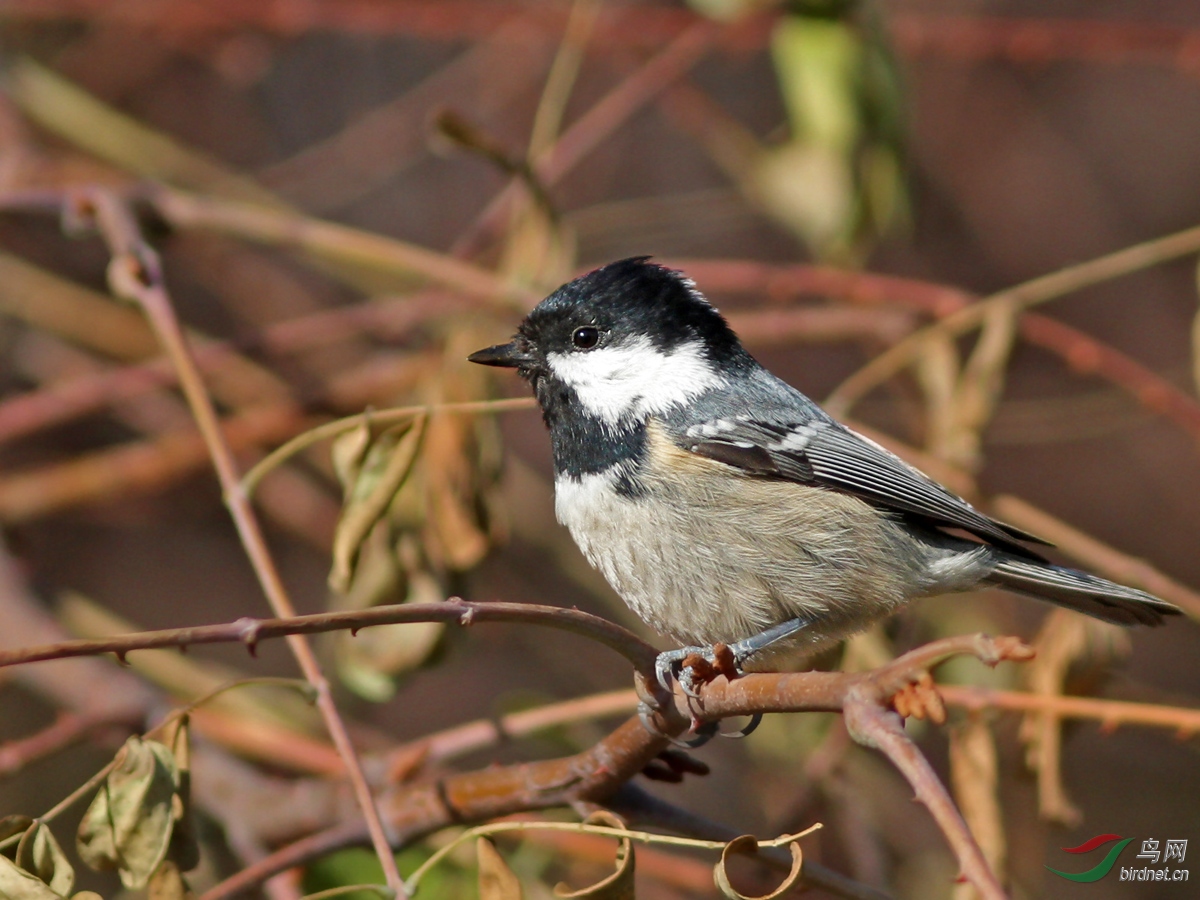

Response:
(645, 617), (811, 745)
(656, 616), (812, 695)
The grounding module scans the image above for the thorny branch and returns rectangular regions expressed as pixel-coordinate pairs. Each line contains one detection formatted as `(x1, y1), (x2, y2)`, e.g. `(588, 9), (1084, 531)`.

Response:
(0, 583), (1032, 900)
(76, 188), (407, 896)
(196, 635), (1032, 900)
(0, 599), (661, 676)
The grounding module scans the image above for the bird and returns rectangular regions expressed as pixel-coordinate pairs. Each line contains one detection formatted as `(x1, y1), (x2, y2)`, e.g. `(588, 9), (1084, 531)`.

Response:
(469, 257), (1180, 692)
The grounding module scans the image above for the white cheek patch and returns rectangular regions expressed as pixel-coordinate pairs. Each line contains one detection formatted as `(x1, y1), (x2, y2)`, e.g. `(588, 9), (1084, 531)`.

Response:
(547, 337), (726, 425)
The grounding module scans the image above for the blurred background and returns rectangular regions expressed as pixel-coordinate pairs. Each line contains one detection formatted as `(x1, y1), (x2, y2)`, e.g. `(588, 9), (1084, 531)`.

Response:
(0, 1), (1198, 898)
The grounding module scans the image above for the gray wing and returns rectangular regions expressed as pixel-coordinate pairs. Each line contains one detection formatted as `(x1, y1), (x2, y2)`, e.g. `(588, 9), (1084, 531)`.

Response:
(681, 416), (1049, 555)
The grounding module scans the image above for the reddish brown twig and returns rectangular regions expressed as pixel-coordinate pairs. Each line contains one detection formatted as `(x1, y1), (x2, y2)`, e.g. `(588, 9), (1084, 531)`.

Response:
(78, 188), (405, 895)
(0, 599), (660, 677)
(0, 288), (467, 446)
(452, 20), (717, 260)
(941, 685), (1200, 738)
(200, 635), (1028, 900)
(893, 14), (1200, 73)
(0, 712), (133, 776)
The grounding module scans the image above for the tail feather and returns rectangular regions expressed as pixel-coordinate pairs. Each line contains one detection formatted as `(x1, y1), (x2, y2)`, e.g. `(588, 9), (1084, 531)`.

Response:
(987, 558), (1181, 626)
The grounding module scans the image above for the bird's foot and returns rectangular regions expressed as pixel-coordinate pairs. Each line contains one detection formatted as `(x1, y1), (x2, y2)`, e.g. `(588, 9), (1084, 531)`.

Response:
(645, 618), (814, 745)
(655, 616), (814, 695)
(635, 667), (758, 747)
(655, 643), (739, 697)
(887, 671), (946, 725)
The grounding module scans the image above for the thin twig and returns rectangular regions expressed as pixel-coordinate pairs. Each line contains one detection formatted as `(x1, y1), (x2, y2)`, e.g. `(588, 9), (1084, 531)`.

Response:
(396, 688), (640, 766)
(452, 20), (716, 260)
(824, 222), (1200, 415)
(0, 712), (130, 777)
(0, 287), (469, 447)
(0, 598), (661, 677)
(82, 189), (406, 896)
(940, 685), (1200, 737)
(845, 698), (1005, 900)
(147, 185), (533, 306)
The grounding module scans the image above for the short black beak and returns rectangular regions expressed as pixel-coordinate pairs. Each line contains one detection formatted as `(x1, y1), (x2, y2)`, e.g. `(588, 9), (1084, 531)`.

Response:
(467, 340), (531, 369)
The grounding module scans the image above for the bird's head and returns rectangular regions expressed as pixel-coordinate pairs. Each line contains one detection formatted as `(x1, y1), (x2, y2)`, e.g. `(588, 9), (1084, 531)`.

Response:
(469, 257), (747, 428)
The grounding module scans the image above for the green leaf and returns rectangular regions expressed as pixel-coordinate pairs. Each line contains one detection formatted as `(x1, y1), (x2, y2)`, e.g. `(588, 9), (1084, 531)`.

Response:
(76, 736), (180, 889)
(771, 17), (861, 153)
(14, 825), (73, 898)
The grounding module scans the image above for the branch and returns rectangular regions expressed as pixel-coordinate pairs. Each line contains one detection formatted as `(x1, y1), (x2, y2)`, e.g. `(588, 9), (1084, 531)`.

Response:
(452, 20), (717, 259)
(144, 186), (532, 306)
(0, 599), (660, 677)
(823, 222), (1200, 416)
(79, 188), (405, 895)
(0, 285), (471, 446)
(940, 685), (1200, 737)
(0, 712), (132, 776)
(199, 634), (1029, 899)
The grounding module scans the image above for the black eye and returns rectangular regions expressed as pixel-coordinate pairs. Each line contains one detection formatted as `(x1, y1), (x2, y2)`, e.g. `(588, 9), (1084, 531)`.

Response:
(572, 326), (600, 350)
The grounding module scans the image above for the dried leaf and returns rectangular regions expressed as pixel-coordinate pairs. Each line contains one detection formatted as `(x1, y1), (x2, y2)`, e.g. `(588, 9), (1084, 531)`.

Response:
(713, 836), (803, 900)
(330, 419), (374, 496)
(915, 330), (961, 461)
(1193, 257), (1200, 397)
(418, 335), (508, 571)
(333, 531), (444, 700)
(160, 718), (199, 874)
(477, 838), (523, 900)
(147, 859), (193, 900)
(15, 824), (74, 898)
(950, 715), (1005, 900)
(77, 735), (180, 889)
(0, 856), (63, 900)
(1018, 610), (1129, 826)
(329, 416), (426, 593)
(948, 298), (1018, 471)
(554, 811), (635, 900)
(421, 408), (490, 571)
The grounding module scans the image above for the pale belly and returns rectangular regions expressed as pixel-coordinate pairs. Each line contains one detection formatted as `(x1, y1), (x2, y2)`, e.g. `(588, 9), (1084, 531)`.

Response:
(553, 457), (987, 659)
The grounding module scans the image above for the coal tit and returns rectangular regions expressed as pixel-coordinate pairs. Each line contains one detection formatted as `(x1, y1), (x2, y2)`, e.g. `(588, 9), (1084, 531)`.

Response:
(470, 258), (1180, 685)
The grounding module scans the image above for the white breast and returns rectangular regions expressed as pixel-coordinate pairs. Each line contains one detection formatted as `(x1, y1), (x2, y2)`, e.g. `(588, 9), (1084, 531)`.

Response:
(553, 424), (995, 662)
